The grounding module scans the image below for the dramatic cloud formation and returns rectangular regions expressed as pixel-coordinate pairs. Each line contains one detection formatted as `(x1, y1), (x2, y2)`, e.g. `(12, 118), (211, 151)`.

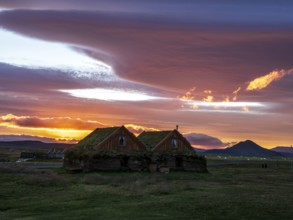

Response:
(246, 69), (293, 91)
(179, 87), (196, 101)
(184, 133), (228, 149)
(0, 114), (104, 130)
(232, 87), (241, 101)
(202, 95), (214, 102)
(60, 88), (167, 102)
(124, 124), (159, 136)
(0, 29), (113, 80)
(178, 86), (267, 114)
(0, 1), (292, 148)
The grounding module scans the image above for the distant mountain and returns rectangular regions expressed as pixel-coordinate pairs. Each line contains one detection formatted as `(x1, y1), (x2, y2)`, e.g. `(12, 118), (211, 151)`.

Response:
(192, 147), (206, 154)
(0, 140), (73, 152)
(271, 146), (293, 157)
(271, 146), (293, 153)
(205, 140), (283, 157)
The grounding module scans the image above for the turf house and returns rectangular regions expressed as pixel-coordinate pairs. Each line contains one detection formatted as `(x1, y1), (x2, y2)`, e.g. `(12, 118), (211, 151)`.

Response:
(138, 129), (207, 172)
(64, 126), (207, 172)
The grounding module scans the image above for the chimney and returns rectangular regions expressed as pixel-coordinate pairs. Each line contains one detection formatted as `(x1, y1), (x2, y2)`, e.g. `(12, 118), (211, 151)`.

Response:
(176, 125), (179, 130)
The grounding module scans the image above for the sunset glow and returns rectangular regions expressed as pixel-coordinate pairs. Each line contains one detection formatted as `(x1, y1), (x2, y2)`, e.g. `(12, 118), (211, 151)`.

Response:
(0, 1), (292, 149)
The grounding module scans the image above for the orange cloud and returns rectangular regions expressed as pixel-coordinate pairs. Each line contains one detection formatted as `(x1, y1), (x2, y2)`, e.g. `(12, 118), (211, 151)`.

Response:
(124, 124), (159, 136)
(242, 106), (249, 112)
(246, 69), (288, 91)
(0, 115), (162, 140)
(203, 95), (214, 102)
(232, 87), (241, 101)
(224, 96), (230, 102)
(192, 104), (199, 110)
(179, 86), (196, 101)
(0, 114), (108, 141)
(0, 114), (105, 130)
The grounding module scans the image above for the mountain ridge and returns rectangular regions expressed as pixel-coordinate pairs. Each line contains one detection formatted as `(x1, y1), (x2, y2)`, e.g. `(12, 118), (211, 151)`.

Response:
(0, 140), (73, 151)
(204, 140), (283, 157)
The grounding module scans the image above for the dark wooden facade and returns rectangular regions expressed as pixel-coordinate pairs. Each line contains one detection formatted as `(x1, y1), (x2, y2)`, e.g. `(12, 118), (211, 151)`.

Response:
(138, 129), (207, 172)
(65, 127), (207, 172)
(64, 126), (147, 171)
(152, 129), (195, 153)
(97, 126), (146, 153)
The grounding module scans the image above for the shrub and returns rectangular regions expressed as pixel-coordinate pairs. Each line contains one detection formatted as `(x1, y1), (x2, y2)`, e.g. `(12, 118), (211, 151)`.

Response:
(124, 180), (146, 195)
(150, 183), (174, 195)
(24, 170), (68, 187)
(179, 181), (197, 191)
(0, 163), (36, 174)
(83, 174), (121, 186)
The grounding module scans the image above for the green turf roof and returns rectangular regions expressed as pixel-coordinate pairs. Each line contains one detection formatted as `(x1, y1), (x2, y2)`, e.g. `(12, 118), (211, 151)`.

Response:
(138, 131), (172, 149)
(75, 127), (120, 150)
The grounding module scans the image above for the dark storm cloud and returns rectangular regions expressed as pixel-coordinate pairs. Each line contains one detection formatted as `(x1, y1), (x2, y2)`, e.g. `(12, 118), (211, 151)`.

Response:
(0, 114), (105, 130)
(0, 8), (292, 116)
(1, 0), (293, 27)
(0, 9), (292, 94)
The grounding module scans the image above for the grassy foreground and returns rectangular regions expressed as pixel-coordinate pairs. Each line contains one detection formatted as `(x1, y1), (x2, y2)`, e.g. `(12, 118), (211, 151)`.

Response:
(0, 163), (292, 220)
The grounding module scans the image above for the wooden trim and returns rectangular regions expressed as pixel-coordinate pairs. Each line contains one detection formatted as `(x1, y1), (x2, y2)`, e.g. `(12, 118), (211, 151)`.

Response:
(96, 127), (120, 149)
(121, 126), (146, 151)
(97, 126), (146, 152)
(173, 129), (195, 152)
(151, 130), (173, 151)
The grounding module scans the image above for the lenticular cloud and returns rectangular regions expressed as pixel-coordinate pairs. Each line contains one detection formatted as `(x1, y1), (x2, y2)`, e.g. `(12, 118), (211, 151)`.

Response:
(0, 28), (115, 81)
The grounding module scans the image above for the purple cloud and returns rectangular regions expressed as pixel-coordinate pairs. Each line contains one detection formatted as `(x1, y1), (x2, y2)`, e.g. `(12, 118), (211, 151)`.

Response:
(184, 133), (229, 149)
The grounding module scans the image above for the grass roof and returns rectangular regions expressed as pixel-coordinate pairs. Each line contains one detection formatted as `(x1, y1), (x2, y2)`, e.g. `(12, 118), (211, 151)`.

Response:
(138, 131), (172, 149)
(75, 127), (120, 151)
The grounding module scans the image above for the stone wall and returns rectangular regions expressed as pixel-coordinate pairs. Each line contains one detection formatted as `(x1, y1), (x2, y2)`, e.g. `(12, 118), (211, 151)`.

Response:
(86, 158), (122, 171)
(183, 158), (207, 172)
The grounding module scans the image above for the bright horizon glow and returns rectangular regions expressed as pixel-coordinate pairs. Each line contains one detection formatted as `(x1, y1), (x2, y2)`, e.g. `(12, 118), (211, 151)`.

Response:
(0, 28), (114, 80)
(60, 88), (167, 101)
(0, 123), (91, 140)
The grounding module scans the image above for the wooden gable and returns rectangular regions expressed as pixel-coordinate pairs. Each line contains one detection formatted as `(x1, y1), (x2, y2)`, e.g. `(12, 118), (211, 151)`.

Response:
(152, 130), (195, 154)
(97, 126), (146, 153)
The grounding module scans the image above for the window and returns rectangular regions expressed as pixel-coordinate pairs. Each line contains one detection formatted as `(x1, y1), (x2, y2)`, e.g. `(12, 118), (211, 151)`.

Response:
(119, 136), (126, 146)
(172, 139), (177, 148)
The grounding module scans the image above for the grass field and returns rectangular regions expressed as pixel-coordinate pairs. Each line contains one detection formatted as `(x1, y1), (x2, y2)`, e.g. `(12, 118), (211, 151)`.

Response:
(0, 162), (292, 220)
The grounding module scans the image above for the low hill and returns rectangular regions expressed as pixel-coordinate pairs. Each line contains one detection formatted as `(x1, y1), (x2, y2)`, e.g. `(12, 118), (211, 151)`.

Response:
(205, 140), (283, 157)
(271, 146), (293, 154)
(0, 141), (73, 152)
(271, 146), (293, 157)
(192, 147), (206, 154)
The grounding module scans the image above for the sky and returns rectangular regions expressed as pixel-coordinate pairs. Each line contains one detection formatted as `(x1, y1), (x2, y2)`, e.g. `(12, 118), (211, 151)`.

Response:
(0, 0), (292, 149)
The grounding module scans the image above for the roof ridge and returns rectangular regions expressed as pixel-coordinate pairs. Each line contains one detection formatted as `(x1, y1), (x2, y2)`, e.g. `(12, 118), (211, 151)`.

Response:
(138, 130), (172, 150)
(75, 126), (120, 149)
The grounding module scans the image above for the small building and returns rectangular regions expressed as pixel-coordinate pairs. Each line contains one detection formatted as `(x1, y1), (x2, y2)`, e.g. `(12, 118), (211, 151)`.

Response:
(48, 148), (65, 159)
(20, 151), (48, 159)
(138, 129), (207, 172)
(64, 126), (207, 172)
(64, 126), (147, 171)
